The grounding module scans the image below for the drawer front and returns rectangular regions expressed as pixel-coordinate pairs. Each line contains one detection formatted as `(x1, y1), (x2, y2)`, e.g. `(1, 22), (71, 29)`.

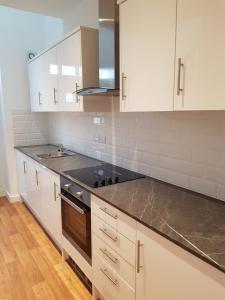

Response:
(92, 215), (136, 266)
(92, 233), (135, 289)
(93, 252), (135, 300)
(92, 195), (137, 242)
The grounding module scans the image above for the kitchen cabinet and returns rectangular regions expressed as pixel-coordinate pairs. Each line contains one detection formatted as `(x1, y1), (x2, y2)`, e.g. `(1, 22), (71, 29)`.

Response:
(27, 160), (42, 216)
(40, 168), (61, 246)
(118, 0), (176, 112)
(174, 0), (225, 110)
(15, 151), (61, 246)
(92, 195), (136, 300)
(15, 150), (29, 202)
(28, 47), (58, 112)
(28, 26), (105, 112)
(136, 222), (225, 300)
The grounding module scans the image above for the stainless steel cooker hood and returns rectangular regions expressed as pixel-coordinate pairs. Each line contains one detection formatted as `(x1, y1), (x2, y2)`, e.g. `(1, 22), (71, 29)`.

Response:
(77, 0), (119, 96)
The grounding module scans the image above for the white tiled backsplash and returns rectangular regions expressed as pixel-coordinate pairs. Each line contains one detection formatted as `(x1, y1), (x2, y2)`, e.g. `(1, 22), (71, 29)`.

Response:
(12, 110), (225, 201)
(12, 110), (49, 146)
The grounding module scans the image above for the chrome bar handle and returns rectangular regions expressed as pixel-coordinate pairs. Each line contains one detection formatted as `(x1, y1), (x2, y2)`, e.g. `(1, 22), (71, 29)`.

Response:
(38, 92), (42, 105)
(35, 170), (39, 187)
(23, 161), (26, 174)
(100, 227), (118, 242)
(100, 248), (118, 264)
(54, 182), (57, 201)
(100, 268), (118, 286)
(137, 240), (143, 274)
(54, 88), (58, 104)
(100, 207), (118, 220)
(177, 58), (184, 96)
(122, 72), (127, 100)
(59, 193), (86, 215)
(76, 82), (80, 103)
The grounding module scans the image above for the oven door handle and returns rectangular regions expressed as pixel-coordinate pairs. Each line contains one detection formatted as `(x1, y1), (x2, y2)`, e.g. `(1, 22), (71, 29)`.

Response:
(59, 193), (86, 215)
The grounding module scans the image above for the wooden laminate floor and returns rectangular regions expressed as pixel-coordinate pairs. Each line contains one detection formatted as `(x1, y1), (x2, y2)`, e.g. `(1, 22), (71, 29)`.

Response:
(0, 197), (92, 300)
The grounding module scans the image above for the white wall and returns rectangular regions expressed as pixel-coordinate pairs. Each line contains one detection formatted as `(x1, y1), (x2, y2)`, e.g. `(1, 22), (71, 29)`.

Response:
(63, 0), (98, 33)
(0, 5), (63, 200)
(48, 111), (225, 201)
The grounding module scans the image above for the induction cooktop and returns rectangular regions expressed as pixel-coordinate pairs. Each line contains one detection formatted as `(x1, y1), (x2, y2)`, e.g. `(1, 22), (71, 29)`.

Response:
(64, 163), (145, 188)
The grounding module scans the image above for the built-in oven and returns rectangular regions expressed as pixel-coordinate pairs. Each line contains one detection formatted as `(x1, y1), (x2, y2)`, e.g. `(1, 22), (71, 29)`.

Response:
(60, 176), (91, 265)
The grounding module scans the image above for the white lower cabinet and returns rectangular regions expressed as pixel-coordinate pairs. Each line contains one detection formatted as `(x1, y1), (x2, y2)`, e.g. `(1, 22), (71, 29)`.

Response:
(40, 168), (61, 246)
(136, 222), (225, 300)
(92, 196), (136, 300)
(92, 196), (225, 300)
(15, 150), (29, 203)
(15, 150), (62, 247)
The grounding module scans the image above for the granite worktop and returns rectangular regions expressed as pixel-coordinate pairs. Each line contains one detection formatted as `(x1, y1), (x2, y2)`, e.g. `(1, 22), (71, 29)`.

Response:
(15, 145), (225, 273)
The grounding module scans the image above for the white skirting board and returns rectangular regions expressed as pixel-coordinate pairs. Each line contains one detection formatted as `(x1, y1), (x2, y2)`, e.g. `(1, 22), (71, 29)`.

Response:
(5, 191), (21, 203)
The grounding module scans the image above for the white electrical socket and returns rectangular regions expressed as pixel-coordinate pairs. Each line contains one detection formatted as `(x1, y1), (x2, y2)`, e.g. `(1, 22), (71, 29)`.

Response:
(93, 116), (104, 125)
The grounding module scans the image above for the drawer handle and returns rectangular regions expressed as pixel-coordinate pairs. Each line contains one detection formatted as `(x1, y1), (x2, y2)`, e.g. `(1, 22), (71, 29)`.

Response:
(137, 240), (144, 274)
(99, 227), (118, 242)
(100, 248), (118, 264)
(100, 207), (118, 219)
(100, 268), (118, 286)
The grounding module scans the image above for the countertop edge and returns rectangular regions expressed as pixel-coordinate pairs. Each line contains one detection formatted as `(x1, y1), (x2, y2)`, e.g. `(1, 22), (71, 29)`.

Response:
(14, 146), (225, 274)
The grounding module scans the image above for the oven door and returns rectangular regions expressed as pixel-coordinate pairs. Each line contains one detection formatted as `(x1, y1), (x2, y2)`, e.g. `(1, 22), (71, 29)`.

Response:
(60, 192), (91, 264)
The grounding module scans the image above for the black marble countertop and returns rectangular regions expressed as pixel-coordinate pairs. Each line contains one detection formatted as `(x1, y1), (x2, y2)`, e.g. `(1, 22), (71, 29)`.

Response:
(15, 145), (225, 273)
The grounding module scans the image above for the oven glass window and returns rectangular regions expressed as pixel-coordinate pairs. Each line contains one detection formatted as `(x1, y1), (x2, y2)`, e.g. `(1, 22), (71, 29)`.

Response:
(62, 196), (91, 260)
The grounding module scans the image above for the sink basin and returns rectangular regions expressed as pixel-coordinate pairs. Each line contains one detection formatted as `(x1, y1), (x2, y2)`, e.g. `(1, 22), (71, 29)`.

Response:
(37, 152), (70, 159)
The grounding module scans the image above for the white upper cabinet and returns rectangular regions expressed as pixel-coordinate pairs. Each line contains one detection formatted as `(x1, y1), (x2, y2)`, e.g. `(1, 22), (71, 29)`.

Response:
(28, 27), (100, 112)
(118, 0), (177, 112)
(174, 0), (225, 110)
(57, 31), (83, 111)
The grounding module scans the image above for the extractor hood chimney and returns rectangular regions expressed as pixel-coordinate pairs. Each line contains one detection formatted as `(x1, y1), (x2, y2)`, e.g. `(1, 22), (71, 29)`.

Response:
(77, 0), (119, 96)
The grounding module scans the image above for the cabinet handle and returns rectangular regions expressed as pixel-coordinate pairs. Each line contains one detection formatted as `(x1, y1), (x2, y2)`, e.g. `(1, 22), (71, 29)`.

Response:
(100, 268), (118, 286)
(121, 73), (127, 100)
(38, 92), (42, 105)
(100, 207), (118, 219)
(137, 240), (143, 273)
(35, 170), (39, 187)
(99, 227), (118, 242)
(177, 58), (184, 96)
(72, 83), (80, 103)
(23, 161), (27, 174)
(54, 182), (57, 201)
(100, 248), (118, 264)
(54, 88), (58, 104)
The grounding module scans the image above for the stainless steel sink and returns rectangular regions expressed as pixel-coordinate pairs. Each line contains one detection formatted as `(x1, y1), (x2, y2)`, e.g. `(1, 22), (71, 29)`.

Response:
(37, 152), (70, 159)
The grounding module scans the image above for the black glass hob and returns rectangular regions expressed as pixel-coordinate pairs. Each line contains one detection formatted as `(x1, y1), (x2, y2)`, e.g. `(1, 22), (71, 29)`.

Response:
(64, 163), (145, 188)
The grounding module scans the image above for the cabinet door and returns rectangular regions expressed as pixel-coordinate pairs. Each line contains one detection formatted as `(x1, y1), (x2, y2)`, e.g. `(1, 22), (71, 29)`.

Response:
(57, 31), (83, 111)
(119, 0), (176, 112)
(15, 151), (29, 202)
(41, 169), (61, 246)
(27, 161), (42, 216)
(136, 223), (225, 300)
(28, 58), (43, 112)
(41, 47), (59, 111)
(174, 0), (225, 110)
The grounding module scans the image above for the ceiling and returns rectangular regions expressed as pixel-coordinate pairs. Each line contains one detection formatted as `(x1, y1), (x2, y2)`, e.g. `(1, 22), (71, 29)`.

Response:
(0, 0), (81, 18)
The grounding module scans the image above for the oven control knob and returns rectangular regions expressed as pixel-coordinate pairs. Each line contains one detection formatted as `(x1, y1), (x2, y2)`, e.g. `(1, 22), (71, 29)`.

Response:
(64, 183), (72, 190)
(101, 180), (106, 186)
(94, 181), (99, 188)
(108, 178), (113, 185)
(75, 191), (83, 199)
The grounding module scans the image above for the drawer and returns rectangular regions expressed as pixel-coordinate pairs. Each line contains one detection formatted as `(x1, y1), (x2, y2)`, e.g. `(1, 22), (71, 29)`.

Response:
(92, 233), (135, 289)
(93, 252), (135, 300)
(92, 195), (137, 242)
(92, 214), (136, 267)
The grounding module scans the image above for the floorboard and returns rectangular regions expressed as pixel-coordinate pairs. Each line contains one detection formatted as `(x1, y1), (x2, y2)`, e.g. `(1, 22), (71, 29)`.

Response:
(0, 197), (92, 300)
